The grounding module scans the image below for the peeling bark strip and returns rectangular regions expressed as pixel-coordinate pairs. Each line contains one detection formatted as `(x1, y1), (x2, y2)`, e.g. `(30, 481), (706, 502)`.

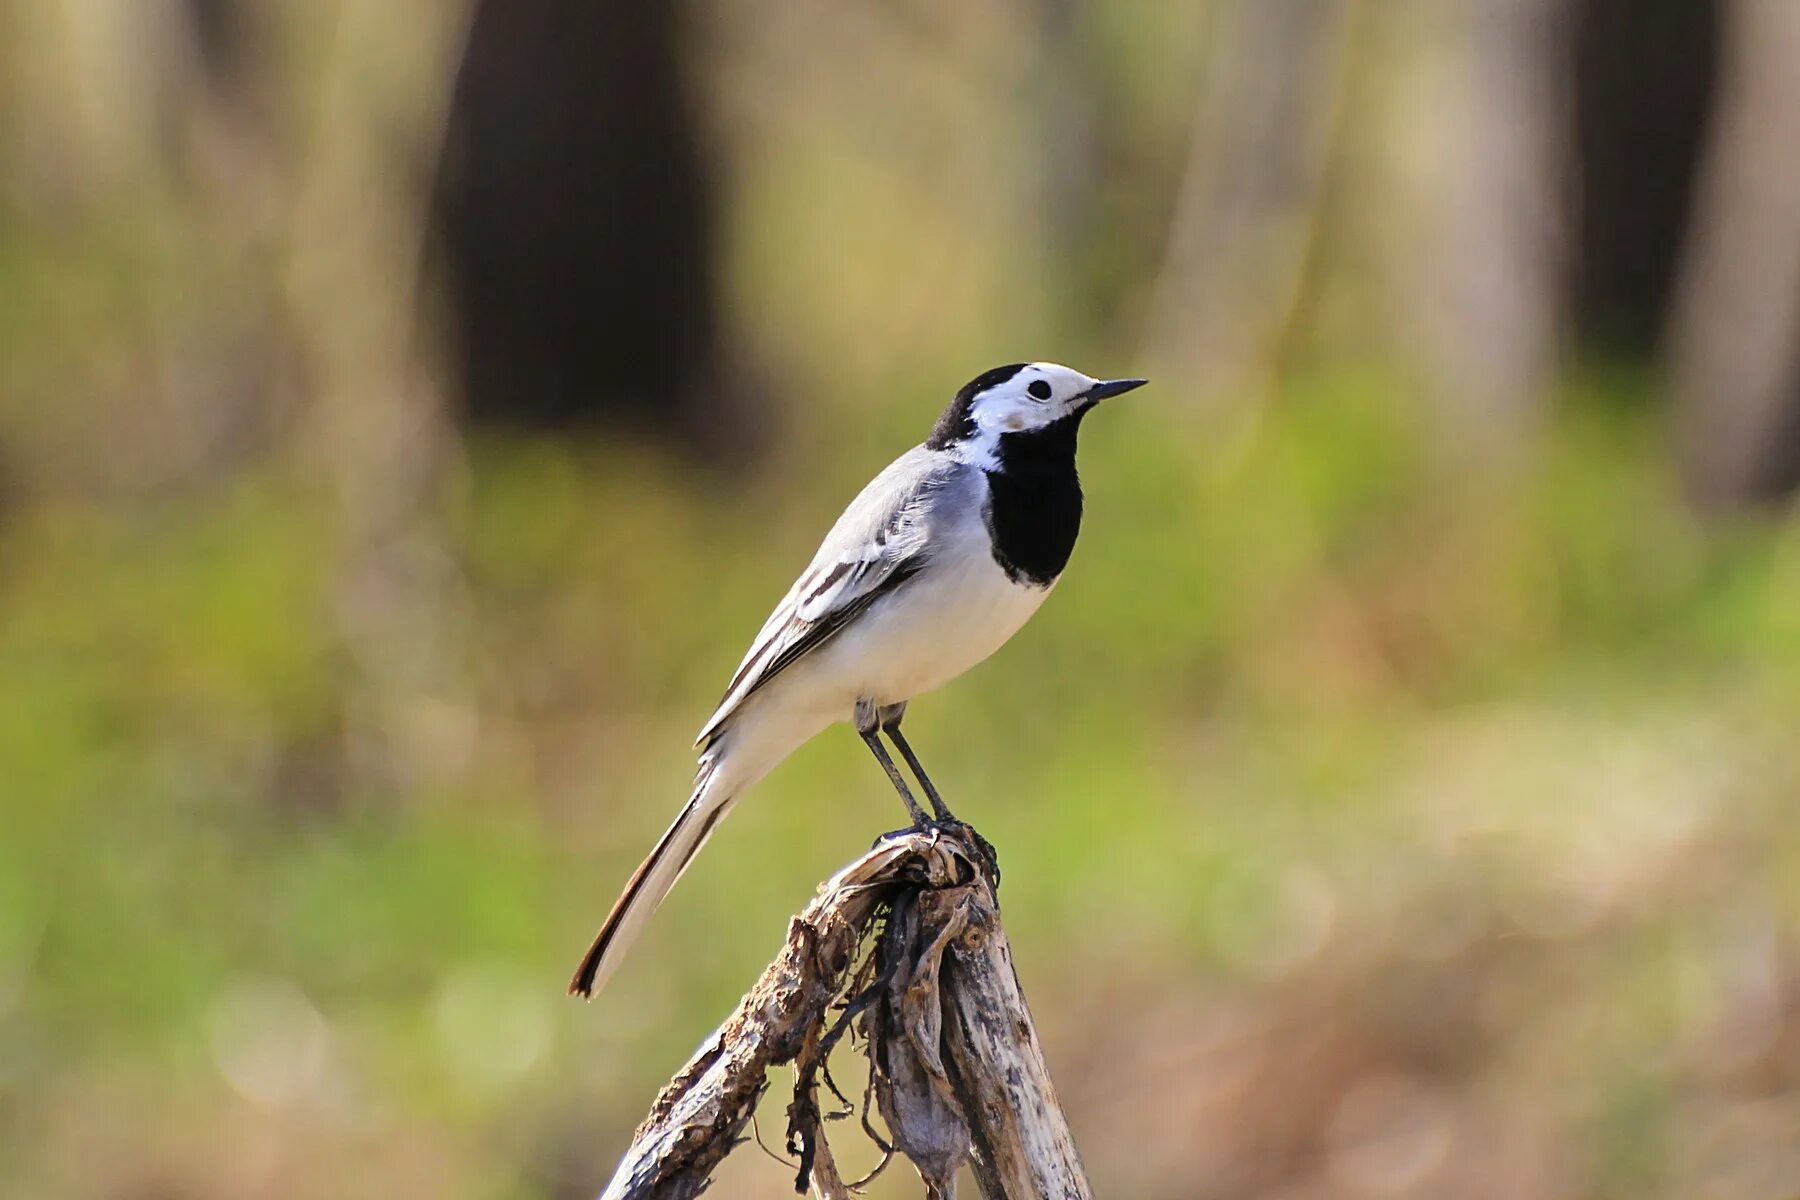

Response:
(596, 825), (1093, 1200)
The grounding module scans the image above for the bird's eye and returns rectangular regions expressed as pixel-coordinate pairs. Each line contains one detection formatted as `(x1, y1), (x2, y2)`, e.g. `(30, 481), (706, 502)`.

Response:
(1027, 380), (1053, 401)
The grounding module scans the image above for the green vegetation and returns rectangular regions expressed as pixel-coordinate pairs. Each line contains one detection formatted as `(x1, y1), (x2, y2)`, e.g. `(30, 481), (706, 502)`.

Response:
(5, 372), (1797, 1195)
(4, 4), (1797, 1195)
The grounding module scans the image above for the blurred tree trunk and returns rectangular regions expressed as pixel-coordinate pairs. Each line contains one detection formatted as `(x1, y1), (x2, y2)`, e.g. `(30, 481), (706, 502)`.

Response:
(1414, 0), (1570, 458)
(1028, 0), (1104, 335)
(281, 4), (476, 802)
(1669, 0), (1800, 508)
(182, 0), (250, 89)
(433, 0), (759, 465)
(1570, 0), (1723, 358)
(1405, 0), (1725, 466)
(1145, 0), (1355, 406)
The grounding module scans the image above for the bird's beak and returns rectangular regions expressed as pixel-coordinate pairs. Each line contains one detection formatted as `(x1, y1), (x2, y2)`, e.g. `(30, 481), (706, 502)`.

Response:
(1083, 378), (1148, 402)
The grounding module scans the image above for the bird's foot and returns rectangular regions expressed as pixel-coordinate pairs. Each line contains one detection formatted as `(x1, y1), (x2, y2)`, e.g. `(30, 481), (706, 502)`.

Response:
(947, 820), (1001, 891)
(866, 818), (1000, 891)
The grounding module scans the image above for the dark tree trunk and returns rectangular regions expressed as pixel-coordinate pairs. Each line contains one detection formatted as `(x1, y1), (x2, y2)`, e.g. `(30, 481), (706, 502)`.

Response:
(182, 0), (251, 88)
(433, 0), (757, 461)
(1569, 0), (1724, 358)
(1669, 0), (1800, 508)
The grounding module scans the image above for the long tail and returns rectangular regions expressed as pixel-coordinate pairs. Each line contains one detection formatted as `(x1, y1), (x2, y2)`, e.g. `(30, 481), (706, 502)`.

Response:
(568, 759), (737, 998)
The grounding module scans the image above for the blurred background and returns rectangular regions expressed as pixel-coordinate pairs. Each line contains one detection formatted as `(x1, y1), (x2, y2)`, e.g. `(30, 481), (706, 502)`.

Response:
(3, 1), (1800, 1196)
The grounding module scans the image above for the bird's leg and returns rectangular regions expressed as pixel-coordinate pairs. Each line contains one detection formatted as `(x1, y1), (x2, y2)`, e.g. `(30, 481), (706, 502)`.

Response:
(878, 705), (955, 823)
(878, 705), (998, 887)
(856, 699), (930, 828)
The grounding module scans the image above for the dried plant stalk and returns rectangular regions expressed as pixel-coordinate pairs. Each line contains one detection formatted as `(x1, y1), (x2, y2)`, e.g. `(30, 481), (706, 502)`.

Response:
(596, 825), (1091, 1200)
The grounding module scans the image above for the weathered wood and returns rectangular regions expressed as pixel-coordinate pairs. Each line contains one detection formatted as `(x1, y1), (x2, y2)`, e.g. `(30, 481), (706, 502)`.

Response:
(596, 839), (919, 1200)
(595, 825), (1090, 1200)
(939, 894), (1093, 1199)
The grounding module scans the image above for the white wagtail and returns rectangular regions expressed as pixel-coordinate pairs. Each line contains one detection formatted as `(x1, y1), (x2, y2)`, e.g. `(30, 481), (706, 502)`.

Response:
(570, 363), (1147, 997)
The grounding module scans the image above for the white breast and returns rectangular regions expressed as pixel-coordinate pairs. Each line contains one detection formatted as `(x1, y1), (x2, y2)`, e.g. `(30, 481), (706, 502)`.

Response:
(844, 543), (1050, 704)
(760, 529), (1049, 723)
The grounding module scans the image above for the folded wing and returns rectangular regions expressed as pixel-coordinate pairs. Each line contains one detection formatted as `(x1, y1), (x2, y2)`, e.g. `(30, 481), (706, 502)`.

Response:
(695, 448), (951, 749)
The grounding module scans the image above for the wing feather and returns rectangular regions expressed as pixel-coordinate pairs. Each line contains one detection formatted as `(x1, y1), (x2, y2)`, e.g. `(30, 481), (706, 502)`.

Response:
(695, 449), (952, 747)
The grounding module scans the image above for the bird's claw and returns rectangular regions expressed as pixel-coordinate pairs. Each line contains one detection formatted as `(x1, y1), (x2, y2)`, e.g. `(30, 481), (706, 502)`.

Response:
(866, 819), (1000, 890)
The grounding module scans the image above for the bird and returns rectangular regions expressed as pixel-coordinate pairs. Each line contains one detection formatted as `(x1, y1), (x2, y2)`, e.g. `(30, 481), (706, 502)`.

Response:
(569, 363), (1147, 997)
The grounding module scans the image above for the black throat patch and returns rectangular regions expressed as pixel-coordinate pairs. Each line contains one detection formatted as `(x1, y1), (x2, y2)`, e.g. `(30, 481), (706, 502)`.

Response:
(983, 407), (1088, 587)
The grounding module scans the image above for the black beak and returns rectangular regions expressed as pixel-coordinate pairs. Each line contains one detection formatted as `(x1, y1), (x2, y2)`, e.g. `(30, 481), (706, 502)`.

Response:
(1083, 378), (1148, 402)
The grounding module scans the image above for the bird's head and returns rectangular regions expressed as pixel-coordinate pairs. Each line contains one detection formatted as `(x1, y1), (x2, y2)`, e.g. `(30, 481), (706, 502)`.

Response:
(926, 362), (1146, 467)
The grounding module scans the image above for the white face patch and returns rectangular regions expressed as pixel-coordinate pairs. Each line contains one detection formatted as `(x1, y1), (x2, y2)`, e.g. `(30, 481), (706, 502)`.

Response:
(966, 362), (1096, 442)
(939, 362), (1110, 472)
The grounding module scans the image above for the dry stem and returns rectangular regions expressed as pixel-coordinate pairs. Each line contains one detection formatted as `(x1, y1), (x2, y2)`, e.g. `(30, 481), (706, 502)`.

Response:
(596, 824), (1090, 1200)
